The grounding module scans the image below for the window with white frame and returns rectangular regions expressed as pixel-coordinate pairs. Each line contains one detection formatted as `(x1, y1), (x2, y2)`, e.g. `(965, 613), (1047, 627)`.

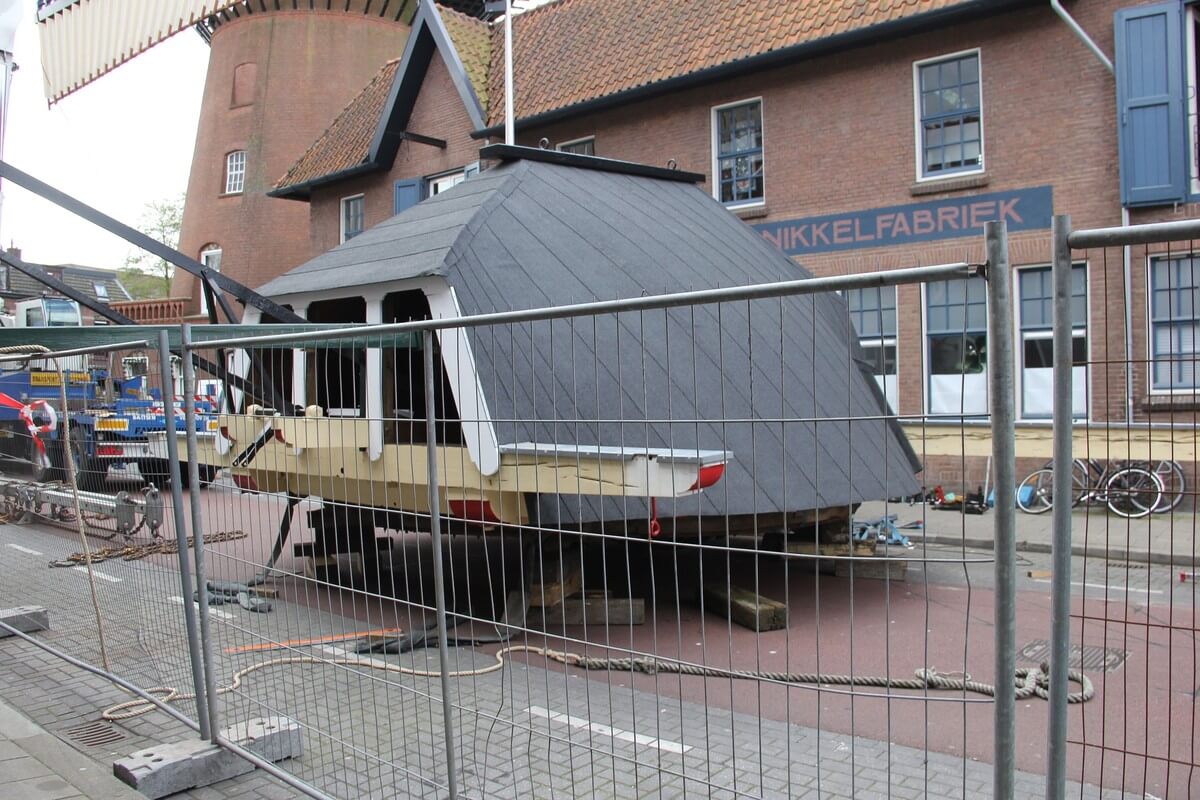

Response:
(1150, 255), (1200, 391)
(199, 247), (222, 316)
(557, 137), (595, 156)
(224, 150), (246, 194)
(1017, 265), (1088, 418)
(713, 99), (764, 206)
(427, 170), (466, 197)
(341, 194), (365, 243)
(846, 286), (898, 410)
(915, 51), (982, 179)
(926, 277), (988, 415)
(93, 281), (109, 301)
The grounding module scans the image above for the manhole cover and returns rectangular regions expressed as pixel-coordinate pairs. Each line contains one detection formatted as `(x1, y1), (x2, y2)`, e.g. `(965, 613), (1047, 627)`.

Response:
(62, 720), (125, 747)
(1017, 639), (1129, 672)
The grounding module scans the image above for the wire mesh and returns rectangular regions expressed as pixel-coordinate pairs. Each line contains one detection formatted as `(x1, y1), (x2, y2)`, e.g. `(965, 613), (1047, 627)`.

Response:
(1060, 232), (1200, 799)
(177, 261), (1062, 800)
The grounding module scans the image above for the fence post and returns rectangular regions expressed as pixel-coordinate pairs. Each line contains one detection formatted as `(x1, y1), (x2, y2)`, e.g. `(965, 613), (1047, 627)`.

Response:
(985, 221), (1017, 798)
(157, 330), (212, 741)
(181, 324), (220, 737)
(423, 329), (459, 800)
(1045, 215), (1074, 800)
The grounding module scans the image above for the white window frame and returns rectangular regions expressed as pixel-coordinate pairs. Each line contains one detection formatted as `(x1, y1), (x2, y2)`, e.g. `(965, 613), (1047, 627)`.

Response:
(844, 285), (900, 411)
(921, 278), (990, 417)
(224, 150), (246, 195)
(1187, 7), (1200, 195)
(199, 247), (222, 316)
(557, 136), (595, 155)
(427, 170), (466, 197)
(912, 48), (985, 183)
(93, 281), (109, 301)
(1146, 252), (1200, 395)
(340, 193), (365, 244)
(1013, 263), (1090, 421)
(710, 96), (765, 209)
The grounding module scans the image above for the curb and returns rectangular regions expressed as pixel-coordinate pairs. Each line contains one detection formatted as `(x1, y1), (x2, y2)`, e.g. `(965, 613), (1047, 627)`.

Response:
(910, 533), (1200, 568)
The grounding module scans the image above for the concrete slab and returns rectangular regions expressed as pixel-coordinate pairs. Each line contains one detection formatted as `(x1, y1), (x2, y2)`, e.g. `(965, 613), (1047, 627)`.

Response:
(112, 717), (301, 799)
(0, 607), (49, 638)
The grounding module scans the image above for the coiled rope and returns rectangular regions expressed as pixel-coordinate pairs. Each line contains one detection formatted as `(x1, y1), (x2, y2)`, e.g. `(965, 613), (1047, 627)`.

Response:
(101, 644), (1093, 721)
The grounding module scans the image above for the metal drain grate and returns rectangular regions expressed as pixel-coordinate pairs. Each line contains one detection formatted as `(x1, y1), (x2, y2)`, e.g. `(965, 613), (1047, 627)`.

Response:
(62, 720), (125, 747)
(1018, 639), (1129, 672)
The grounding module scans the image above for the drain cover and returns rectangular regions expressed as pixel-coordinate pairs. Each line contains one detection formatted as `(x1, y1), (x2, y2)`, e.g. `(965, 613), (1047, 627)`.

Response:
(1018, 639), (1129, 672)
(62, 720), (125, 747)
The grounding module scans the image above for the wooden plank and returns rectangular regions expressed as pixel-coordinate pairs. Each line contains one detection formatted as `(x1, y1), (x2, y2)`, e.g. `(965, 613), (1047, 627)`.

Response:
(785, 539), (876, 557)
(835, 559), (908, 581)
(526, 592), (645, 626)
(702, 581), (788, 632)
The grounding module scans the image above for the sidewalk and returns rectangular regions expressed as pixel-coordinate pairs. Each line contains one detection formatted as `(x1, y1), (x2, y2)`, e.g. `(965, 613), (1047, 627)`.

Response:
(858, 499), (1200, 565)
(0, 695), (142, 800)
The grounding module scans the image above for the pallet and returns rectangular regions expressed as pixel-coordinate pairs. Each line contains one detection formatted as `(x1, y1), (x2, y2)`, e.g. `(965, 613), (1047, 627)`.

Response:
(834, 558), (908, 581)
(702, 581), (788, 632)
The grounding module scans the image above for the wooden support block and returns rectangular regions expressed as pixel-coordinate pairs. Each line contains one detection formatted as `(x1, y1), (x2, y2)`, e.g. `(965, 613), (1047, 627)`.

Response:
(835, 559), (908, 581)
(527, 592), (645, 627)
(530, 563), (583, 608)
(1026, 569), (1052, 579)
(702, 581), (788, 632)
(784, 539), (876, 557)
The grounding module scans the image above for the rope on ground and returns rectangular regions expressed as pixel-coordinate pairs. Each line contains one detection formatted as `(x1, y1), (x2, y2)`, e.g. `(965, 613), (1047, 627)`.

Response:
(48, 530), (247, 567)
(101, 644), (1093, 721)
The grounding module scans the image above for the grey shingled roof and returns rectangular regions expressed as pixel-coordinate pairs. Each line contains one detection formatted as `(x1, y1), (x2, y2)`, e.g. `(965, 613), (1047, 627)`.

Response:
(6, 262), (131, 304)
(260, 156), (922, 525)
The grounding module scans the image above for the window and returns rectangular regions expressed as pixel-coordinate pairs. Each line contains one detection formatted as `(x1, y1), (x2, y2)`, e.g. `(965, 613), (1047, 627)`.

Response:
(94, 281), (109, 301)
(712, 99), (764, 206)
(224, 150), (246, 194)
(341, 194), (365, 243)
(199, 247), (222, 316)
(557, 137), (595, 156)
(915, 51), (982, 179)
(846, 286), (898, 410)
(1017, 265), (1088, 418)
(925, 277), (988, 415)
(427, 171), (465, 197)
(1149, 255), (1200, 390)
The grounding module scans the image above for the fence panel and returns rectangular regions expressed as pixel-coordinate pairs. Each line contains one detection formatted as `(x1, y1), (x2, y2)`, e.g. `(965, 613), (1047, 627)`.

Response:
(179, 254), (1070, 799)
(1051, 220), (1200, 799)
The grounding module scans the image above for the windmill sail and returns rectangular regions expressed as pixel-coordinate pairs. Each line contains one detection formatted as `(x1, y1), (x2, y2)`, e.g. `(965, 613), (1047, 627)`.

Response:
(36, 0), (238, 103)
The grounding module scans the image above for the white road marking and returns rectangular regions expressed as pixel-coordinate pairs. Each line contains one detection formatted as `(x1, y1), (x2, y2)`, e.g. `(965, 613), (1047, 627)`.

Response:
(168, 596), (234, 620)
(1031, 578), (1163, 596)
(526, 705), (692, 754)
(6, 544), (42, 556)
(71, 566), (122, 583)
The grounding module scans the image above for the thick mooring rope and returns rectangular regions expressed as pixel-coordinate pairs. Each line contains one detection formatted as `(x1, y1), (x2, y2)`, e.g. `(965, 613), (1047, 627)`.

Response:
(101, 644), (1093, 721)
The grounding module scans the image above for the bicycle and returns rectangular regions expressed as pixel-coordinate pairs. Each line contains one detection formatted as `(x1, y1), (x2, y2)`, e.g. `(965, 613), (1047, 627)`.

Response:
(1017, 459), (1163, 518)
(1064, 457), (1185, 514)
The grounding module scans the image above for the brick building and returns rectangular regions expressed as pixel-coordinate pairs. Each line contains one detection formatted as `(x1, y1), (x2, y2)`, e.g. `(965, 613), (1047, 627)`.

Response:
(256, 0), (1194, 488)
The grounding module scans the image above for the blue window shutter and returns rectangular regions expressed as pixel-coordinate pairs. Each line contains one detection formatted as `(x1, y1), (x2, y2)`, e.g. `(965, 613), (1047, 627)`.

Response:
(393, 178), (423, 215)
(1115, 2), (1187, 206)
(463, 161), (481, 178)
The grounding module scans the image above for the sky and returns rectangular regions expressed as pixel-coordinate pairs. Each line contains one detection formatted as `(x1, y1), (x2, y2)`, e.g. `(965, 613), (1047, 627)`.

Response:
(1, 10), (208, 269)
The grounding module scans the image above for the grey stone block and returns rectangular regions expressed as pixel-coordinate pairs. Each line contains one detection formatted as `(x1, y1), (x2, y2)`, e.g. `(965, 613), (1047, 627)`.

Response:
(111, 717), (301, 800)
(0, 606), (49, 637)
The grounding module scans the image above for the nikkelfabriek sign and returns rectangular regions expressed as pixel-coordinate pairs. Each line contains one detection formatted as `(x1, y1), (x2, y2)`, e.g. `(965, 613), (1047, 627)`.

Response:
(754, 186), (1053, 256)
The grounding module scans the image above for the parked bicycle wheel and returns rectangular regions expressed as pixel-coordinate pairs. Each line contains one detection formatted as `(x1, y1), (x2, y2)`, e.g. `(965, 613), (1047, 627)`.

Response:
(1105, 467), (1162, 519)
(1151, 459), (1186, 513)
(1016, 468), (1056, 514)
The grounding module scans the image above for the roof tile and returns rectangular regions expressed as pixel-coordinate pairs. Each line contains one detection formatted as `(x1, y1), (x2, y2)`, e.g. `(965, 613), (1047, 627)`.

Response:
(486, 0), (968, 125)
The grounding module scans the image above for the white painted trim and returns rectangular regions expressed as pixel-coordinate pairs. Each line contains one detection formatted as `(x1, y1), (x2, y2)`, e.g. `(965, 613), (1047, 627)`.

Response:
(339, 194), (365, 244)
(1145, 251), (1200, 396)
(921, 276), (990, 417)
(426, 169), (467, 197)
(224, 150), (246, 195)
(365, 295), (385, 460)
(1188, 8), (1200, 196)
(710, 96), (766, 210)
(912, 48), (985, 183)
(199, 247), (223, 316)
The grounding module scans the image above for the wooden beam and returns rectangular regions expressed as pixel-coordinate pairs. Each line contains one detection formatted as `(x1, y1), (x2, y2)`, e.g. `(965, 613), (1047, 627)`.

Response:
(702, 581), (788, 632)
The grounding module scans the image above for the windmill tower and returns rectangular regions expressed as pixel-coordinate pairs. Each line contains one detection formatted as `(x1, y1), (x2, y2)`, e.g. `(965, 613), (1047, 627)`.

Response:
(35, 0), (484, 319)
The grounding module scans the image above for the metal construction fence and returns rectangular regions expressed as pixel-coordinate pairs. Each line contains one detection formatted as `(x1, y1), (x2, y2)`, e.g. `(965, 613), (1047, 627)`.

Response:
(0, 218), (1195, 799)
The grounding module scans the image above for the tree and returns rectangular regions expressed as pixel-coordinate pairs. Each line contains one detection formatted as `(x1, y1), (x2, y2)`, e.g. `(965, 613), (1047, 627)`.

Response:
(121, 196), (184, 299)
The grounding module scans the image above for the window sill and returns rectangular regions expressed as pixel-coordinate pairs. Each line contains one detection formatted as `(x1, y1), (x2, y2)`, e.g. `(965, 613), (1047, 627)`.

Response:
(1141, 393), (1200, 412)
(910, 173), (989, 197)
(730, 204), (768, 220)
(218, 192), (244, 199)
